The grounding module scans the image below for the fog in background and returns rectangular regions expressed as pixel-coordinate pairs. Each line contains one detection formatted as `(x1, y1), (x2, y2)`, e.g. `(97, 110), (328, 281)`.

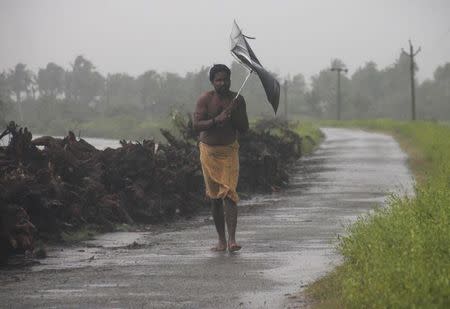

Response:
(1, 0), (450, 139)
(1, 0), (449, 81)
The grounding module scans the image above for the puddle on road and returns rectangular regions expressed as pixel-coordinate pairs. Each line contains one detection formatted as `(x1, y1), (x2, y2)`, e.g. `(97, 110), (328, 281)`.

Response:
(84, 283), (130, 288)
(31, 232), (149, 271)
(85, 231), (147, 248)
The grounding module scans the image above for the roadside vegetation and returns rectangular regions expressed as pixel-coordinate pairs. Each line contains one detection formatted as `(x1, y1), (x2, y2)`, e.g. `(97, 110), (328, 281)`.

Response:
(293, 121), (324, 154)
(2, 55), (450, 141)
(307, 119), (450, 308)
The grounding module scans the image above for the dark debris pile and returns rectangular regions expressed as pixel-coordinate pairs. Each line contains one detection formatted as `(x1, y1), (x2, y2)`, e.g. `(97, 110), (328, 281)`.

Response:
(239, 118), (302, 192)
(0, 117), (303, 263)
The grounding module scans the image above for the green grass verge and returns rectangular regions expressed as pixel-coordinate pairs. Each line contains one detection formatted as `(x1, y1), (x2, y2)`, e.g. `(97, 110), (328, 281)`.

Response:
(293, 121), (325, 155)
(306, 119), (450, 308)
(60, 225), (99, 243)
(60, 223), (135, 244)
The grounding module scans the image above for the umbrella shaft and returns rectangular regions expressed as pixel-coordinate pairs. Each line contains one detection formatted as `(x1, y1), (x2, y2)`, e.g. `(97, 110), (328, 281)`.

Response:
(234, 70), (252, 100)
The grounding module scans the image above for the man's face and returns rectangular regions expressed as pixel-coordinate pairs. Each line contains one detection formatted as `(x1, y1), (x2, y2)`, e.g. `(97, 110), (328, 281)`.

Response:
(212, 71), (231, 95)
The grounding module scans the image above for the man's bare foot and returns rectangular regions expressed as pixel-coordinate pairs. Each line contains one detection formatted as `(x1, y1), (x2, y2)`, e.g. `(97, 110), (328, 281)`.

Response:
(211, 243), (227, 252)
(228, 243), (242, 252)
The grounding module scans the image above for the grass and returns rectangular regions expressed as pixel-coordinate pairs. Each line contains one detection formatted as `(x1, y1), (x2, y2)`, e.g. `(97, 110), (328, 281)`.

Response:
(59, 223), (136, 244)
(60, 225), (99, 243)
(293, 121), (325, 154)
(306, 119), (450, 308)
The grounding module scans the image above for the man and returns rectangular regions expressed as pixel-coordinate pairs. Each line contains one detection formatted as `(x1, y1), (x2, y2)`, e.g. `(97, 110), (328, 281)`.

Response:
(193, 64), (249, 252)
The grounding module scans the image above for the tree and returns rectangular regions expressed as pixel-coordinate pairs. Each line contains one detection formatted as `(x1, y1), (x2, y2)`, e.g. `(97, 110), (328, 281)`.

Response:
(310, 68), (336, 118)
(65, 55), (104, 105)
(137, 70), (161, 114)
(308, 59), (351, 119)
(7, 63), (32, 121)
(433, 63), (450, 81)
(0, 99), (10, 127)
(377, 53), (411, 119)
(0, 71), (10, 101)
(433, 64), (450, 118)
(0, 73), (12, 126)
(349, 61), (382, 118)
(185, 66), (210, 109)
(105, 73), (137, 106)
(286, 73), (308, 116)
(159, 72), (186, 113)
(37, 62), (65, 99)
(417, 63), (450, 120)
(304, 89), (322, 118)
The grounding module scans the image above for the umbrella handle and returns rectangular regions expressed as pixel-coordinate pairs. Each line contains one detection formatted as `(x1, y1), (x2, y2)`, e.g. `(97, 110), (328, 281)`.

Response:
(234, 70), (252, 101)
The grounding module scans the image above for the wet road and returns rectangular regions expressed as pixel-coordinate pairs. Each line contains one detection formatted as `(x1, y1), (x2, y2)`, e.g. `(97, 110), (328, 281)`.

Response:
(0, 128), (414, 308)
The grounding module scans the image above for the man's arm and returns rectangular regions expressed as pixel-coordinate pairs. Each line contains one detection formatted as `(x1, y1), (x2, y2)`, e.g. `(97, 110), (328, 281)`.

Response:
(231, 96), (249, 134)
(193, 93), (215, 132)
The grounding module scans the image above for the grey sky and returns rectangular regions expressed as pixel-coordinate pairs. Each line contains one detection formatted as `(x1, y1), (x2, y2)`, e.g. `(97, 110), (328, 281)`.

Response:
(1, 0), (449, 82)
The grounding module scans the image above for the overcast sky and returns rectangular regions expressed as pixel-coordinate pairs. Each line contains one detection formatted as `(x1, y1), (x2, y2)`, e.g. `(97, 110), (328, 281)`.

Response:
(1, 0), (450, 82)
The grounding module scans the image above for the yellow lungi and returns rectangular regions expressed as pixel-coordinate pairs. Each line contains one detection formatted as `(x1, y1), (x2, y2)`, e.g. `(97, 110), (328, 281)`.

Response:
(199, 140), (240, 203)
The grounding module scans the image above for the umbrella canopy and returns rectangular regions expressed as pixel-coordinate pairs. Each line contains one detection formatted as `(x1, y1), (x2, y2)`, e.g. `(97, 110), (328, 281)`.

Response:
(230, 21), (280, 114)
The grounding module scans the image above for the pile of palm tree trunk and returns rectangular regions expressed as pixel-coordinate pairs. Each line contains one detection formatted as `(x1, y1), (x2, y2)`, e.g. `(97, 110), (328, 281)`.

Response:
(0, 117), (303, 263)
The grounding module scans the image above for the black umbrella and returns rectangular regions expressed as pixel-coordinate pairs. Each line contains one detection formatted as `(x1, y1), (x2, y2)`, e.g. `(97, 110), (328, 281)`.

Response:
(230, 20), (280, 114)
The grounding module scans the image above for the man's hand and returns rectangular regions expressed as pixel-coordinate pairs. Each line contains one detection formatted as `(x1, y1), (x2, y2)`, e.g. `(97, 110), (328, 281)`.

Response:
(225, 98), (239, 113)
(214, 98), (239, 126)
(214, 109), (231, 126)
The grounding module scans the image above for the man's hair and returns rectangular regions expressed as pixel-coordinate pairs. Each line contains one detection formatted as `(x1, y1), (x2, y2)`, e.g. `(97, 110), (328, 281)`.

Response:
(209, 64), (231, 82)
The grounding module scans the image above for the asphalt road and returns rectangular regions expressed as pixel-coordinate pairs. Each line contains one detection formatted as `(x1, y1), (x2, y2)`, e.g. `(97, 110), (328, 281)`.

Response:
(0, 128), (414, 308)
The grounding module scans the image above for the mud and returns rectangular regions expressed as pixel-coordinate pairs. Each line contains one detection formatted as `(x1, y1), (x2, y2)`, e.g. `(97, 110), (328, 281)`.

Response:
(0, 128), (414, 308)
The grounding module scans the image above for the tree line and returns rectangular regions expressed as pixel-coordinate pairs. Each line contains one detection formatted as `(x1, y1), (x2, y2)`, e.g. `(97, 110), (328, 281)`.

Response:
(0, 53), (449, 136)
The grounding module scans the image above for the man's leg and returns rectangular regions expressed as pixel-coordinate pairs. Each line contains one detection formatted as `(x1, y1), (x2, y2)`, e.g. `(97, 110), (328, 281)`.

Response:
(223, 198), (241, 251)
(211, 198), (227, 251)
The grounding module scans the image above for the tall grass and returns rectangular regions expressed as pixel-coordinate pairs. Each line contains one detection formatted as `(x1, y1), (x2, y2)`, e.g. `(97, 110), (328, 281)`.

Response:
(309, 119), (450, 308)
(293, 121), (325, 154)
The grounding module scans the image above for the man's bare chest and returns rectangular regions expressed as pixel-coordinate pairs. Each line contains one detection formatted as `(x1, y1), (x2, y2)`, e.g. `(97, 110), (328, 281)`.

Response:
(206, 96), (233, 115)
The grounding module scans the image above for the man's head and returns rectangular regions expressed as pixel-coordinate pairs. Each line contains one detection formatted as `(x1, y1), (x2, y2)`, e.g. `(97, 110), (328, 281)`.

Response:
(209, 64), (231, 95)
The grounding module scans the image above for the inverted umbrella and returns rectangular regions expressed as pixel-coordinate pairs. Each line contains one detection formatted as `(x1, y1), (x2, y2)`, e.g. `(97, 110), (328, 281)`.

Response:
(230, 20), (280, 114)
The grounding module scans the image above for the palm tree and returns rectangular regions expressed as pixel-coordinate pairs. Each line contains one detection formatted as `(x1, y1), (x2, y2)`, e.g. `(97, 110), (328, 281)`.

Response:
(8, 63), (32, 122)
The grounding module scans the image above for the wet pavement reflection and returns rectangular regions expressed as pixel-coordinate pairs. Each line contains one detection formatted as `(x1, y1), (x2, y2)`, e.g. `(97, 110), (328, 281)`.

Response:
(0, 128), (414, 308)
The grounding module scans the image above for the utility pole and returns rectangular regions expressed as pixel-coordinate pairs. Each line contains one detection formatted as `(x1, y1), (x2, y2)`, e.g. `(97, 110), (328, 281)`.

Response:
(330, 66), (348, 120)
(283, 80), (288, 120)
(402, 40), (421, 121)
